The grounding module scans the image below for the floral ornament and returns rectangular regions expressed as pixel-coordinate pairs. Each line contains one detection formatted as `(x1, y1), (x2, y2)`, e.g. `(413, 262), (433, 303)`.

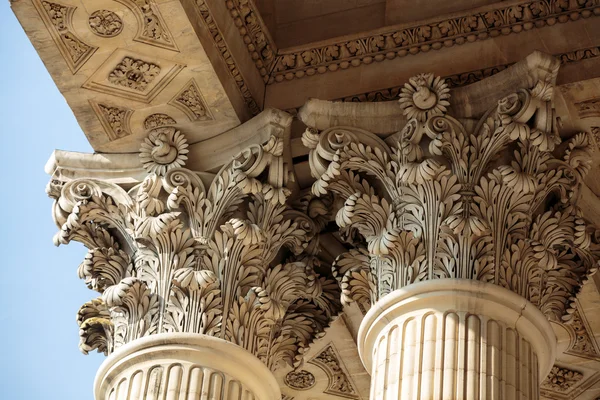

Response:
(108, 57), (160, 92)
(399, 73), (450, 121)
(139, 127), (189, 175)
(88, 10), (123, 38)
(285, 370), (316, 390)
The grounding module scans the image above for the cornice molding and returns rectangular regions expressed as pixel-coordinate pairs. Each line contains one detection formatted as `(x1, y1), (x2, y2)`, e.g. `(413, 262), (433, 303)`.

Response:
(192, 0), (261, 115)
(223, 0), (600, 85)
(224, 0), (277, 83)
(336, 45), (600, 104)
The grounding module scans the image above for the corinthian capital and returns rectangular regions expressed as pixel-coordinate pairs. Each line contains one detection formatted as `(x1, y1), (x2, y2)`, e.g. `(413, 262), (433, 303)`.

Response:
(304, 67), (600, 322)
(49, 123), (341, 372)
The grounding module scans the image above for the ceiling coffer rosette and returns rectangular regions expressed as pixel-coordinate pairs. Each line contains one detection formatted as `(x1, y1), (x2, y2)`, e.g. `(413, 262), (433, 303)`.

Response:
(304, 72), (600, 322)
(50, 126), (341, 372)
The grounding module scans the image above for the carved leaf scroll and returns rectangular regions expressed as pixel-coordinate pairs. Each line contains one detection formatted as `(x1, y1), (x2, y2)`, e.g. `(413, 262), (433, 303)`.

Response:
(49, 129), (341, 371)
(306, 72), (600, 321)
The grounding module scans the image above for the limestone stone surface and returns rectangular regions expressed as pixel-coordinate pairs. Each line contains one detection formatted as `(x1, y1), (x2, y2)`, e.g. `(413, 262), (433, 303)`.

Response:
(11, 0), (241, 153)
(95, 333), (281, 400)
(358, 280), (555, 400)
(10, 0), (600, 396)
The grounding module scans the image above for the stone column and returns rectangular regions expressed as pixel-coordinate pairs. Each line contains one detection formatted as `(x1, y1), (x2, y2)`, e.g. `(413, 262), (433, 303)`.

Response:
(95, 334), (279, 400)
(358, 280), (555, 400)
(303, 59), (600, 400)
(48, 126), (341, 399)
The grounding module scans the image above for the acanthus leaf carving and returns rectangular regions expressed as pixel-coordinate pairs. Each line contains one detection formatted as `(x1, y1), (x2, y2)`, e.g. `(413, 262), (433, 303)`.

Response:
(143, 113), (176, 130)
(306, 72), (600, 322)
(308, 344), (359, 399)
(565, 309), (600, 358)
(49, 129), (341, 372)
(91, 102), (133, 141)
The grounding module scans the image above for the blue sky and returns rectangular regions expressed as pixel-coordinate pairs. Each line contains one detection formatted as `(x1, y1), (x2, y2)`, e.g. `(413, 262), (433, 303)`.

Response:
(1, 3), (104, 399)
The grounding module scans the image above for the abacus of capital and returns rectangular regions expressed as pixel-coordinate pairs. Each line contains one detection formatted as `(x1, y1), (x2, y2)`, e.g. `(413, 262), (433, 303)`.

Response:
(46, 52), (600, 400)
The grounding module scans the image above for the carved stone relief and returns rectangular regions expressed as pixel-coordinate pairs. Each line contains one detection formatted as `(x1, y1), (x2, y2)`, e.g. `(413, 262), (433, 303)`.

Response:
(34, 0), (97, 73)
(541, 366), (584, 393)
(108, 57), (161, 91)
(88, 10), (123, 37)
(139, 127), (189, 175)
(267, 0), (600, 84)
(576, 99), (600, 118)
(169, 80), (213, 121)
(309, 345), (359, 399)
(143, 113), (176, 130)
(225, 0), (276, 83)
(284, 370), (316, 390)
(90, 102), (133, 141)
(192, 0), (261, 116)
(305, 72), (600, 322)
(49, 128), (341, 372)
(82, 50), (184, 103)
(566, 309), (600, 358)
(115, 0), (178, 51)
(592, 127), (600, 151)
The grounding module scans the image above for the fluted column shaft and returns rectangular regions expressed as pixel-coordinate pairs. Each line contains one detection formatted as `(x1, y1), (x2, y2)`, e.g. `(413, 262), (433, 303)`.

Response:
(95, 334), (281, 400)
(358, 280), (556, 400)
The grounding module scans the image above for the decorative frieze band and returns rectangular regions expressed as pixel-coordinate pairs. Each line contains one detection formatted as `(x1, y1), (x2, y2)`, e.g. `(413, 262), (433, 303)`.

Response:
(338, 45), (600, 104)
(193, 0), (261, 116)
(196, 0), (600, 98)
(224, 0), (276, 83)
(267, 0), (600, 84)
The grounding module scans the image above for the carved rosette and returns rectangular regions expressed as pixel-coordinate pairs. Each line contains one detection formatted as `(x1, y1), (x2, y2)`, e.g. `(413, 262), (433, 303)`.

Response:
(305, 73), (600, 323)
(284, 370), (316, 390)
(88, 10), (123, 37)
(541, 365), (584, 393)
(139, 127), (189, 175)
(50, 129), (341, 373)
(108, 57), (161, 91)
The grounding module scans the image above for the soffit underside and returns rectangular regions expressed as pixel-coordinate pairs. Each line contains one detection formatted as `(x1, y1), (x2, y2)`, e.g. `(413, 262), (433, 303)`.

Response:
(12, 0), (242, 153)
(183, 0), (600, 123)
(13, 0), (600, 155)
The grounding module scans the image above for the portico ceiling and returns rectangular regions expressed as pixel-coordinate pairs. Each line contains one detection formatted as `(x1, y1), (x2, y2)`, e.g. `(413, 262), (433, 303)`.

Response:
(12, 0), (600, 153)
